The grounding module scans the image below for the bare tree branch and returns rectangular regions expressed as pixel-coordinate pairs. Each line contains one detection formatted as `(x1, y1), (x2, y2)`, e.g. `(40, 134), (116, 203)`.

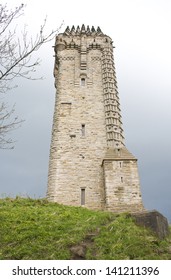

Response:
(0, 3), (63, 148)
(0, 101), (24, 149)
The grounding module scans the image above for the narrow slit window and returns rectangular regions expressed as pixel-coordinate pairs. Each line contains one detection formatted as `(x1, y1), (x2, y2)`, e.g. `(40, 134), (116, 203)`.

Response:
(121, 177), (123, 183)
(81, 188), (85, 205)
(81, 78), (85, 86)
(81, 124), (85, 136)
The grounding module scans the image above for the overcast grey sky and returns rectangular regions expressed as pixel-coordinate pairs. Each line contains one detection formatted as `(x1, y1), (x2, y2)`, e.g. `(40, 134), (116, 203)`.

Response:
(0, 0), (171, 222)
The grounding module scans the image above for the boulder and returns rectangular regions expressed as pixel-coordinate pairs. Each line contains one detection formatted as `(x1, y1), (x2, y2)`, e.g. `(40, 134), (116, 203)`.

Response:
(131, 210), (169, 239)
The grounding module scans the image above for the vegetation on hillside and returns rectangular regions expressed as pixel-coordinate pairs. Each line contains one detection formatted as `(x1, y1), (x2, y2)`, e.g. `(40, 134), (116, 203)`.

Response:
(0, 197), (170, 260)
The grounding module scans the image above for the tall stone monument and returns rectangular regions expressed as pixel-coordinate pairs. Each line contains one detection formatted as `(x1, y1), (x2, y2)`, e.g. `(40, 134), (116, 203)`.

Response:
(47, 25), (144, 212)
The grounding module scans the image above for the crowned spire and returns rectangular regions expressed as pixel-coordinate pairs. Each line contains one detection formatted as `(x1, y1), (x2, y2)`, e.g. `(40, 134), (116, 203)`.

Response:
(64, 26), (70, 35)
(87, 25), (90, 33)
(97, 26), (103, 35)
(91, 26), (95, 32)
(81, 24), (86, 33)
(63, 25), (104, 36)
(76, 25), (80, 33)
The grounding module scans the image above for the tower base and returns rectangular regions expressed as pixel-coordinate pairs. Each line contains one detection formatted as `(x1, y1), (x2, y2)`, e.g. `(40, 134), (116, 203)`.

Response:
(102, 147), (144, 212)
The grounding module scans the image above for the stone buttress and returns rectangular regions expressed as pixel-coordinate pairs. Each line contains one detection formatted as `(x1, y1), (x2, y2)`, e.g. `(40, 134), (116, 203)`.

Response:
(47, 25), (144, 212)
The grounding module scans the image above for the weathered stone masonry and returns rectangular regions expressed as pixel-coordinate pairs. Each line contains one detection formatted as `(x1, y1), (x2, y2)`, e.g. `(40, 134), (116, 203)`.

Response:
(47, 25), (144, 212)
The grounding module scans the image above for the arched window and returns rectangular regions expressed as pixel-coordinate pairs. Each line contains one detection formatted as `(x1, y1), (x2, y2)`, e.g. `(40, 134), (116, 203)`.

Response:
(81, 78), (85, 86)
(81, 124), (85, 136)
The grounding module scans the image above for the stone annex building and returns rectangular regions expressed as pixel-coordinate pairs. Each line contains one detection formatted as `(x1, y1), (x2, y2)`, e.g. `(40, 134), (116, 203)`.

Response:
(47, 25), (144, 212)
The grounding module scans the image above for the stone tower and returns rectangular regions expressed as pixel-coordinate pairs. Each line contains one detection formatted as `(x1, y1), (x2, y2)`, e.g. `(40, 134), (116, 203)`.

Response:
(47, 25), (144, 212)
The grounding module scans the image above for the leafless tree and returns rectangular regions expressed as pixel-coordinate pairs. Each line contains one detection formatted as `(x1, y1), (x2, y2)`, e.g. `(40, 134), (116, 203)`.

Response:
(0, 3), (62, 148)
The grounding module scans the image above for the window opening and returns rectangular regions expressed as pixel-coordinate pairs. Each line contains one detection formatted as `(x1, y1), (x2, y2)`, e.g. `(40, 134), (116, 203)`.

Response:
(81, 78), (85, 86)
(81, 124), (85, 136)
(81, 188), (85, 205)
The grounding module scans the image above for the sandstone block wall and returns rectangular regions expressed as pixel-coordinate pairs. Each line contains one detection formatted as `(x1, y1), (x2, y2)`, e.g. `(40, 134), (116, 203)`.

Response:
(47, 25), (144, 212)
(103, 159), (143, 212)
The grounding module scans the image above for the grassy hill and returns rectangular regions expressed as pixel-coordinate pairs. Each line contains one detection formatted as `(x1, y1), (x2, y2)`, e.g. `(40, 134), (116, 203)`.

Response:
(0, 197), (170, 260)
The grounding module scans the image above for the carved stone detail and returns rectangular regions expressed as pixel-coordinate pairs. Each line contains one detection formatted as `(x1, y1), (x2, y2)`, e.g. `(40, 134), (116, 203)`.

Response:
(102, 48), (124, 148)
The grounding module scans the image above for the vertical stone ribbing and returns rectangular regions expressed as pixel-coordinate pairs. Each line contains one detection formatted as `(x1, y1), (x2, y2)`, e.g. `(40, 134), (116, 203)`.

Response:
(102, 47), (125, 148)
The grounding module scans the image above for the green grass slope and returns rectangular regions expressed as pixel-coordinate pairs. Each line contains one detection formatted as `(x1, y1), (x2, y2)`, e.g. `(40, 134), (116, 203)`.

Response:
(0, 197), (170, 260)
